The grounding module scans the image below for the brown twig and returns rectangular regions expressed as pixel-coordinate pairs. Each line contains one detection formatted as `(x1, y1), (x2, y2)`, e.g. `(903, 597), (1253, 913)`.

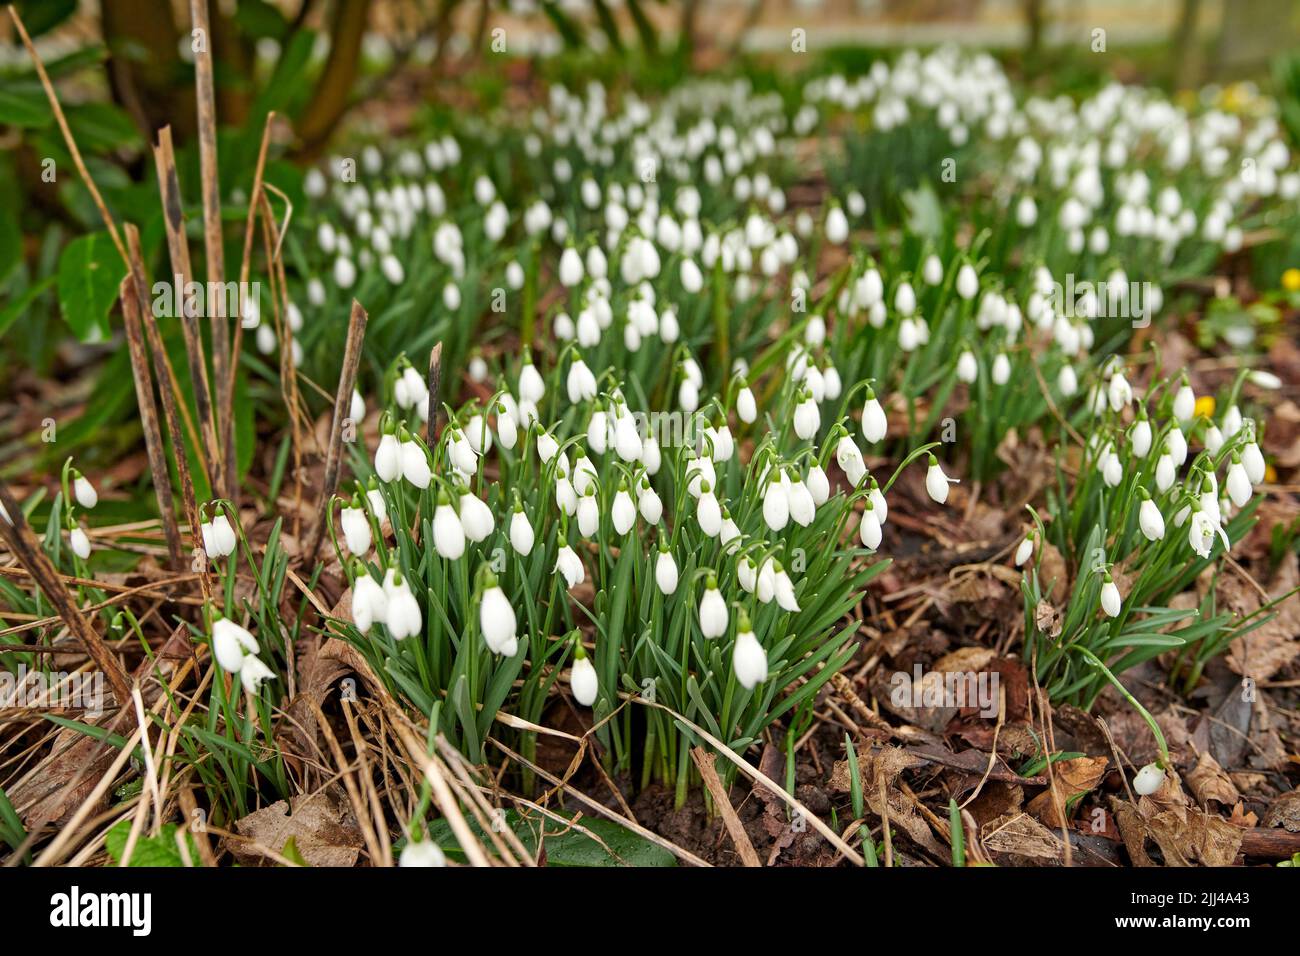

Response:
(124, 224), (213, 611)
(691, 747), (761, 866)
(426, 341), (443, 447)
(305, 300), (368, 563)
(118, 277), (185, 568)
(0, 481), (131, 707)
(189, 0), (233, 502)
(152, 126), (220, 494)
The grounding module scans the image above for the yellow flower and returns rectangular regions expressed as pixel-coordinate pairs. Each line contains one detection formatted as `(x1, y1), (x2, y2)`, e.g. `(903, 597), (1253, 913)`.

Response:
(1193, 395), (1216, 419)
(1283, 268), (1300, 293)
(1265, 464), (1278, 484)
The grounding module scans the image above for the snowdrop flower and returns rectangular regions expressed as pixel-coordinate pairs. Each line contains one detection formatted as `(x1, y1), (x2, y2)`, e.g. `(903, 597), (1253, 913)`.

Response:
(400, 839), (446, 868)
(922, 254), (942, 286)
(352, 570), (387, 634)
(699, 575), (728, 638)
(861, 388), (887, 443)
(762, 476), (789, 531)
(736, 382), (757, 424)
(836, 435), (866, 487)
(351, 389), (366, 426)
(1155, 453), (1176, 492)
(1173, 381), (1195, 423)
(69, 525), (91, 560)
(925, 455), (958, 504)
(212, 615), (260, 675)
(577, 488), (599, 537)
(773, 562), (800, 612)
(895, 281), (916, 316)
(518, 354), (545, 405)
(201, 510), (237, 559)
(375, 429), (401, 482)
(732, 614), (768, 690)
(1133, 763), (1165, 796)
(655, 542), (679, 595)
(566, 357), (598, 404)
(697, 481), (722, 537)
(1188, 507), (1228, 558)
(719, 508), (742, 554)
(738, 555), (758, 594)
(457, 490), (493, 542)
(612, 483), (636, 535)
(558, 245), (584, 287)
(570, 644), (598, 707)
(680, 257), (703, 293)
(400, 435), (431, 489)
(1226, 455), (1252, 508)
(956, 351), (978, 384)
(73, 472), (98, 509)
(793, 390), (820, 440)
(555, 543), (584, 588)
(507, 497), (534, 555)
(447, 428), (478, 475)
(1204, 425), (1224, 456)
(1242, 439), (1265, 486)
(1222, 405), (1242, 439)
(479, 574), (518, 656)
(859, 500), (882, 550)
(1014, 534), (1034, 567)
(757, 556), (777, 603)
(956, 263), (979, 300)
(240, 655), (276, 692)
(613, 407), (642, 462)
(825, 204), (848, 244)
(1139, 494), (1165, 541)
(992, 353), (1011, 385)
(806, 464), (830, 505)
(1129, 417), (1153, 458)
(464, 414), (493, 456)
(1166, 427), (1188, 467)
(786, 472), (815, 528)
(1100, 573), (1122, 618)
(637, 478), (663, 524)
(1107, 370), (1133, 411)
(341, 504), (372, 555)
(868, 477), (888, 524)
(1101, 447), (1123, 487)
(383, 570), (423, 640)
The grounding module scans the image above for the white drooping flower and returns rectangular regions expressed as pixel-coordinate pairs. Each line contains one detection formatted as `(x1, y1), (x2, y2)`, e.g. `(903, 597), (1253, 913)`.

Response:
(825, 204), (848, 244)
(201, 511), (237, 559)
(1172, 383), (1195, 423)
(558, 245), (584, 287)
(861, 390), (887, 444)
(341, 505), (372, 556)
(555, 543), (584, 588)
(1132, 762), (1165, 796)
(773, 562), (800, 612)
(1139, 496), (1166, 541)
(736, 384), (757, 424)
(212, 615), (260, 675)
(793, 391), (820, 440)
(66, 524), (89, 560)
(1100, 574), (1122, 618)
(518, 356), (545, 405)
(638, 479), (663, 524)
(925, 455), (958, 504)
(1242, 440), (1266, 486)
(1129, 418), (1153, 458)
(1107, 370), (1133, 411)
(699, 576), (728, 638)
(836, 436), (866, 487)
(655, 546), (679, 595)
(240, 655), (277, 692)
(786, 472), (815, 527)
(732, 617), (768, 690)
(697, 481), (722, 537)
(567, 357), (598, 404)
(479, 577), (518, 656)
(570, 647), (598, 707)
(1014, 535), (1034, 567)
(1188, 508), (1228, 558)
(352, 571), (388, 633)
(509, 502), (534, 555)
(73, 474), (98, 510)
(762, 476), (789, 532)
(383, 570), (423, 640)
(612, 484), (636, 535)
(956, 351), (978, 384)
(806, 464), (830, 505)
(399, 839), (447, 868)
(433, 495), (465, 559)
(459, 491), (494, 542)
(956, 263), (979, 300)
(447, 429), (478, 475)
(859, 501), (882, 550)
(1226, 456), (1252, 509)
(400, 436), (431, 489)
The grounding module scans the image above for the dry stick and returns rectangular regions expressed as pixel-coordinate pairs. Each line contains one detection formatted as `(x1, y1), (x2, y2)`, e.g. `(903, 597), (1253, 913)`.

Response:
(153, 126), (220, 493)
(426, 341), (443, 447)
(190, 0), (232, 502)
(690, 747), (761, 867)
(228, 111), (278, 461)
(124, 225), (214, 611)
(305, 300), (368, 563)
(0, 482), (131, 708)
(391, 723), (493, 867)
(119, 277), (185, 569)
(7, 5), (127, 266)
